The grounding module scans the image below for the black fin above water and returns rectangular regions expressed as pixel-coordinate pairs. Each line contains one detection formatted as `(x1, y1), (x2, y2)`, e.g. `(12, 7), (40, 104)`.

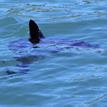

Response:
(29, 19), (44, 44)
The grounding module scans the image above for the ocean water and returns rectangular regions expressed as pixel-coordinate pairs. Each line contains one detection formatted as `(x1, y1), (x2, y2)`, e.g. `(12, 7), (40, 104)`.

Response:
(0, 0), (107, 107)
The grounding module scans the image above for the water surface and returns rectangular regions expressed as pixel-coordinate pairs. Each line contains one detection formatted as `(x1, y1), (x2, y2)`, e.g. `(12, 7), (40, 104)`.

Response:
(0, 0), (107, 107)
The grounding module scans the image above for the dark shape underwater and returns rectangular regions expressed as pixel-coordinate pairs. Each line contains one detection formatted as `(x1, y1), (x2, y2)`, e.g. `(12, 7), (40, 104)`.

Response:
(9, 19), (103, 54)
(8, 19), (103, 75)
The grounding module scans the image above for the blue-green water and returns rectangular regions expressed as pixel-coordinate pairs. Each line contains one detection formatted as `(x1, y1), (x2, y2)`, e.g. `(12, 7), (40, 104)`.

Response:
(0, 0), (107, 107)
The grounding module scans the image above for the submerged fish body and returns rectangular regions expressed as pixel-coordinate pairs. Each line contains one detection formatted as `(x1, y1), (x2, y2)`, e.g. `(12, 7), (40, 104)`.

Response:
(7, 19), (104, 75)
(9, 19), (104, 57)
(9, 37), (102, 57)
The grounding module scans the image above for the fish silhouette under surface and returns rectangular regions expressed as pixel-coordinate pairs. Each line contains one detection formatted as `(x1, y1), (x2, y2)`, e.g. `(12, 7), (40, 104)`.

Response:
(9, 19), (103, 56)
(8, 19), (103, 75)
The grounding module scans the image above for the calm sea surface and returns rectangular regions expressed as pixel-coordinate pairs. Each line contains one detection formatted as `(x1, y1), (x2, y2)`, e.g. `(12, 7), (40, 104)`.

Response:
(0, 0), (107, 107)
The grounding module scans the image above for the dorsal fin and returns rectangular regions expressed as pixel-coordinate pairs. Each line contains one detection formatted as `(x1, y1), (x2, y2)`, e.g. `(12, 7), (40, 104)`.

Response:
(29, 19), (44, 44)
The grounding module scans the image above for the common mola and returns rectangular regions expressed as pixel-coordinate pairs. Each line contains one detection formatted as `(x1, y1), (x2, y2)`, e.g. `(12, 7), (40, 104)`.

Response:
(9, 19), (103, 54)
(7, 19), (103, 75)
